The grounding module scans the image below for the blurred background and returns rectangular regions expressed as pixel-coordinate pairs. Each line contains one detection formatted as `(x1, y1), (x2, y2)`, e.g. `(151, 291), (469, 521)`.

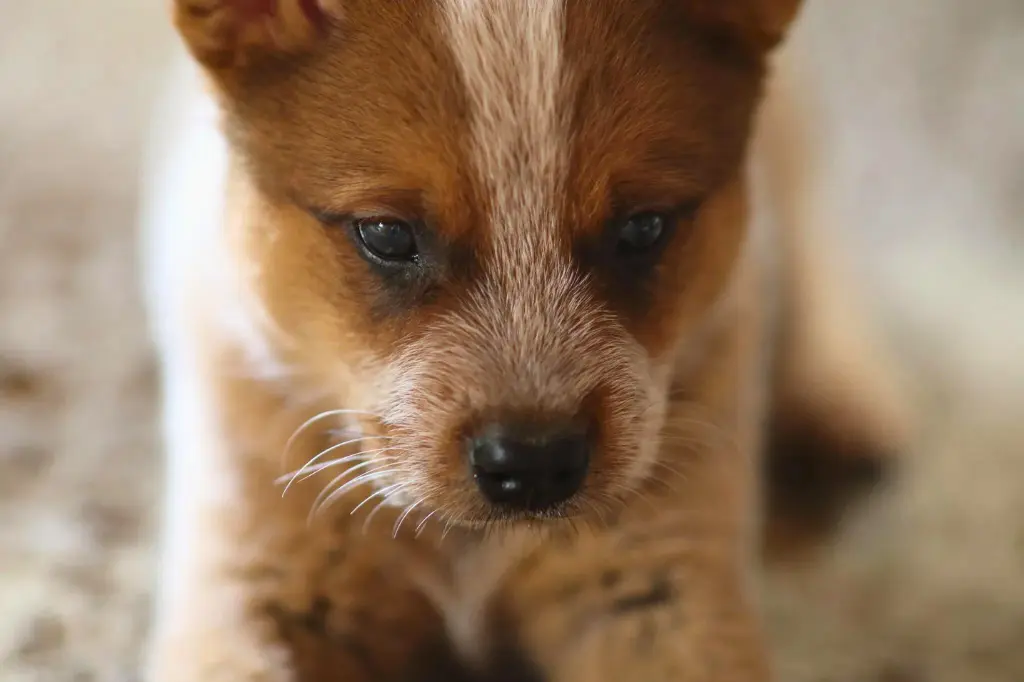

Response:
(0, 1), (1021, 681)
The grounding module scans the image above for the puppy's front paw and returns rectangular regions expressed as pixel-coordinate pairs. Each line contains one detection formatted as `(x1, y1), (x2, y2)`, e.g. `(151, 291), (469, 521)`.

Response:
(442, 528), (769, 682)
(173, 0), (340, 70)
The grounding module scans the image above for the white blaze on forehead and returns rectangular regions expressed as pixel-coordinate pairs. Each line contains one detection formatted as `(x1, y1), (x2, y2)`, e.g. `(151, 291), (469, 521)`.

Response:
(440, 0), (590, 406)
(441, 0), (569, 260)
(436, 0), (616, 410)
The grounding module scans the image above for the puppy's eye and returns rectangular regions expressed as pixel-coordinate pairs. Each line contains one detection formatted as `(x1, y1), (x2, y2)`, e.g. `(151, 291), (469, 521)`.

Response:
(615, 211), (670, 255)
(354, 217), (418, 262)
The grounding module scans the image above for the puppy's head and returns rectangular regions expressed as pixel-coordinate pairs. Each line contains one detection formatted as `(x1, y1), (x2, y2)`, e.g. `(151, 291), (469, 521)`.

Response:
(176, 0), (801, 526)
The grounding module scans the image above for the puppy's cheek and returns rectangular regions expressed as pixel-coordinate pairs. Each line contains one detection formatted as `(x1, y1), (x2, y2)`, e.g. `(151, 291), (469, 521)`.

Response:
(375, 359), (483, 519)
(605, 357), (672, 493)
(236, 199), (407, 388)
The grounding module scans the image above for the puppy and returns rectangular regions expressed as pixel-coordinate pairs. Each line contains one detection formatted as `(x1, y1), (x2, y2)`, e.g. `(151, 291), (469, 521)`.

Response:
(139, 1), (910, 680)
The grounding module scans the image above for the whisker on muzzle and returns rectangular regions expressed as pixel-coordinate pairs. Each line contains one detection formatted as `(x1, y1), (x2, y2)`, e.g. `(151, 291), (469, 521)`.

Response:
(308, 466), (400, 523)
(360, 483), (408, 534)
(392, 498), (425, 539)
(350, 480), (405, 516)
(414, 508), (440, 538)
(278, 439), (396, 494)
(280, 444), (400, 491)
(280, 408), (383, 470)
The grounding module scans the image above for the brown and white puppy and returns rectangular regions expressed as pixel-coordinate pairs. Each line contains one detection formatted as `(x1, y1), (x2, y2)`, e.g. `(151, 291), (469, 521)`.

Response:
(139, 1), (910, 680)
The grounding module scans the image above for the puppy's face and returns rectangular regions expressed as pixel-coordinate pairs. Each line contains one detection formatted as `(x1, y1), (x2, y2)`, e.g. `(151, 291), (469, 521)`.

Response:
(184, 0), (798, 525)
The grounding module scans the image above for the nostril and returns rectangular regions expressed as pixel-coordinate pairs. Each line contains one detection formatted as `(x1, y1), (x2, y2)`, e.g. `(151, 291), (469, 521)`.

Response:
(472, 468), (524, 496)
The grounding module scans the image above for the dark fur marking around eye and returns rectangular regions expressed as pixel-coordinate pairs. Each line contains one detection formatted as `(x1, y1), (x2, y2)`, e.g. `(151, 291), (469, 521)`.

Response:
(574, 204), (695, 325)
(362, 238), (480, 326)
(608, 575), (674, 615)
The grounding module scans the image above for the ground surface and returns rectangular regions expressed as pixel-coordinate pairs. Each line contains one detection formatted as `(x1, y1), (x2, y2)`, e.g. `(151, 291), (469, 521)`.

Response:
(1, 1), (1022, 681)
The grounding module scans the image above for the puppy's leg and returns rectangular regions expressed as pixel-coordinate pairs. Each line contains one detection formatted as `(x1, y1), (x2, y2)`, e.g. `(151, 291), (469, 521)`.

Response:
(143, 337), (457, 682)
(754, 52), (914, 557)
(437, 521), (769, 682)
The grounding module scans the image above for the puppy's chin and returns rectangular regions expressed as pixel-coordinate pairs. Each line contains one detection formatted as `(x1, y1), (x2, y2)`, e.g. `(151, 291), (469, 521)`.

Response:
(408, 491), (608, 534)
(457, 505), (592, 531)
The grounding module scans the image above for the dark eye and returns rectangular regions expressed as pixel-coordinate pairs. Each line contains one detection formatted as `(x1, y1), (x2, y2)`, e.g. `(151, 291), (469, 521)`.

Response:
(354, 217), (418, 263)
(616, 211), (670, 255)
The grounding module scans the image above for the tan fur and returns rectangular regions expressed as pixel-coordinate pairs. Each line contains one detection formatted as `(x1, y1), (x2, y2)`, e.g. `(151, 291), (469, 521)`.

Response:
(145, 1), (911, 680)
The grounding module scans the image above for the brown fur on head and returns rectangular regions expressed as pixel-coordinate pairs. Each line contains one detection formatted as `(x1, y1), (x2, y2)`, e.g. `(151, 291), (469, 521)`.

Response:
(174, 0), (803, 528)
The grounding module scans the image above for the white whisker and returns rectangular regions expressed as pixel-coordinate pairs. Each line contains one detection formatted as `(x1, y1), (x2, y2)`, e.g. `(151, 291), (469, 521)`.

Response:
(652, 459), (691, 480)
(414, 509), (439, 537)
(362, 487), (404, 534)
(351, 481), (404, 517)
(311, 457), (388, 491)
(392, 499), (424, 539)
(441, 516), (456, 542)
(289, 450), (399, 486)
(309, 468), (397, 522)
(276, 449), (377, 487)
(327, 427), (380, 440)
(279, 436), (380, 494)
(280, 408), (381, 469)
(281, 445), (401, 491)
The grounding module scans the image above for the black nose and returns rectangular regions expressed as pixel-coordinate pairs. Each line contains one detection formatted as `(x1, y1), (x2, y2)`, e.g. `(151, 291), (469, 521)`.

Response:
(468, 422), (591, 512)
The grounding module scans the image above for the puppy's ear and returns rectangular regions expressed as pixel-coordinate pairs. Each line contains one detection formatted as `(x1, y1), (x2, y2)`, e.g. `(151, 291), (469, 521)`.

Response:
(173, 0), (342, 72)
(685, 0), (803, 52)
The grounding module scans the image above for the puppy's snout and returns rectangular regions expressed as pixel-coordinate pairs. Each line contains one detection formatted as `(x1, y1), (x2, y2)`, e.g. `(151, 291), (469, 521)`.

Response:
(468, 420), (591, 512)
